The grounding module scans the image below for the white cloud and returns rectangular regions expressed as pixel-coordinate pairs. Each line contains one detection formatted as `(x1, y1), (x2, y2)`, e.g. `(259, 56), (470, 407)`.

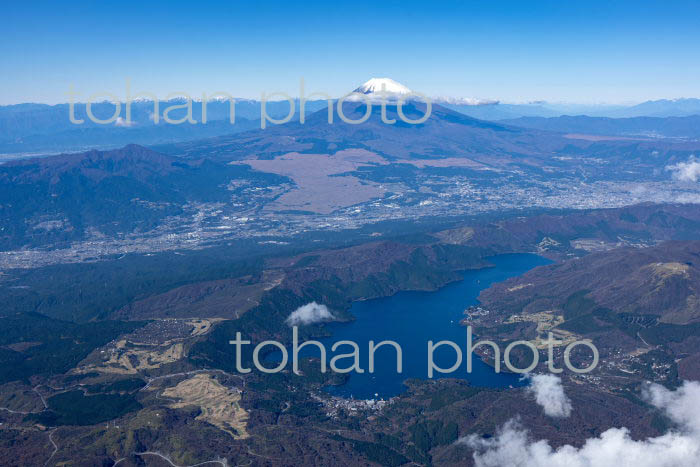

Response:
(114, 116), (134, 127)
(526, 374), (572, 418)
(643, 381), (700, 434)
(666, 156), (700, 182)
(285, 302), (335, 326)
(460, 381), (700, 467)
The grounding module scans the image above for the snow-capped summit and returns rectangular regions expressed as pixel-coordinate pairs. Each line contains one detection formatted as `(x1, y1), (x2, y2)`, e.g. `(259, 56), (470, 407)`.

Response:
(353, 78), (412, 95)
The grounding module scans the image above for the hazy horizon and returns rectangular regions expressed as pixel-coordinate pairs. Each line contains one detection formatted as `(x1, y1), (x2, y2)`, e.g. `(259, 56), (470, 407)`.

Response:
(3, 78), (699, 108)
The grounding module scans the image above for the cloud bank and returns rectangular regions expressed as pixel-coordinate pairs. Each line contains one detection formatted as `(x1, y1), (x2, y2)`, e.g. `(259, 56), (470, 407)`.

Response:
(285, 302), (335, 326)
(461, 381), (700, 467)
(667, 156), (700, 182)
(526, 374), (572, 418)
(433, 96), (499, 106)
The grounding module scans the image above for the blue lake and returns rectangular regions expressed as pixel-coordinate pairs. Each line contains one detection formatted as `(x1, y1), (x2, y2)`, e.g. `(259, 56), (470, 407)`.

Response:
(279, 253), (551, 399)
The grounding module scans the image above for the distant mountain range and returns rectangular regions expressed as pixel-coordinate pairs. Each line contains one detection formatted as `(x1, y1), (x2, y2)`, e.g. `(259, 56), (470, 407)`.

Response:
(499, 114), (700, 140)
(0, 100), (328, 156)
(442, 98), (700, 121)
(2, 79), (700, 156)
(611, 98), (700, 117)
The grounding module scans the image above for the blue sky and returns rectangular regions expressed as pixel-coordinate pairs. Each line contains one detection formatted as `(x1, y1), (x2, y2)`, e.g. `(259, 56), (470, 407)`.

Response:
(3, 0), (700, 104)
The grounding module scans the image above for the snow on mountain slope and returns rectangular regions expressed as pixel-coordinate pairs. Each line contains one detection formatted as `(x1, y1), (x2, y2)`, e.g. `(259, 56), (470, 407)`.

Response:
(353, 78), (412, 95)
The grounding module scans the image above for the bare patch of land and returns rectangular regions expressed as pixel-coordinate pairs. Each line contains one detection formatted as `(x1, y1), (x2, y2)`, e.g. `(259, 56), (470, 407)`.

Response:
(234, 150), (388, 213)
(162, 374), (249, 439)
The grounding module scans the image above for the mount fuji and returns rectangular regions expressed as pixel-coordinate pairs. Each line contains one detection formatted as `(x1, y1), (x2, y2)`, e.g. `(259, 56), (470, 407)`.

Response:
(162, 78), (569, 162)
